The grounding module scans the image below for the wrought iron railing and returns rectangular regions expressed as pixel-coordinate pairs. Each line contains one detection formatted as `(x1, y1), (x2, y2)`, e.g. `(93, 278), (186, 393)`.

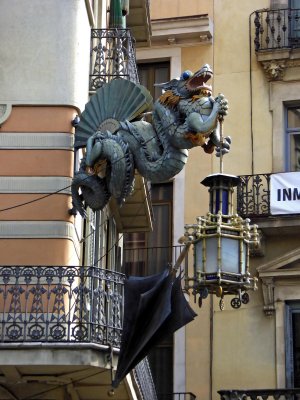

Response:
(0, 266), (124, 345)
(254, 8), (300, 51)
(159, 393), (196, 400)
(89, 28), (139, 91)
(134, 358), (158, 400)
(237, 174), (271, 217)
(218, 388), (300, 399)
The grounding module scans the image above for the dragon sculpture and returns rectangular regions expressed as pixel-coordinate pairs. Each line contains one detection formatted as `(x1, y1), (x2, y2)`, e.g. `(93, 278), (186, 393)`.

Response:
(71, 64), (231, 216)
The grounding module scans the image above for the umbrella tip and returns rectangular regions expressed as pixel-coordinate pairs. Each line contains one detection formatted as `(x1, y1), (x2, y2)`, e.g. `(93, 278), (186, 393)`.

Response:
(108, 388), (115, 397)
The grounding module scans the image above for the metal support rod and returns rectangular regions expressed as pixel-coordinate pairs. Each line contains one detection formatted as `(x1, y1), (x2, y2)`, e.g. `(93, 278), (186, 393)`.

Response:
(219, 119), (224, 174)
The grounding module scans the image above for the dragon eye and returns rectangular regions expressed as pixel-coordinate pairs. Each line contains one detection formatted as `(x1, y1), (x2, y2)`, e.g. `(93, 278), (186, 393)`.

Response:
(181, 70), (193, 80)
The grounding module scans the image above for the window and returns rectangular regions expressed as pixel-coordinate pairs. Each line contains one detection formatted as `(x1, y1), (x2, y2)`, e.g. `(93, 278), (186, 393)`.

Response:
(286, 301), (300, 387)
(286, 106), (300, 171)
(289, 0), (300, 46)
(124, 183), (173, 276)
(138, 61), (170, 100)
(124, 61), (174, 398)
(83, 208), (120, 271)
(124, 182), (174, 398)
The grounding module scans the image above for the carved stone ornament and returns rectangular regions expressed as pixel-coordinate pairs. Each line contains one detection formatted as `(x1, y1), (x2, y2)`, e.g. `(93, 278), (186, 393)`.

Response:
(262, 60), (286, 81)
(0, 104), (12, 125)
(261, 277), (275, 316)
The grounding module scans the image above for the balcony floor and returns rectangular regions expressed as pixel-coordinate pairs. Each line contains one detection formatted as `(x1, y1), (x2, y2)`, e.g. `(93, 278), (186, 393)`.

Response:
(0, 345), (133, 400)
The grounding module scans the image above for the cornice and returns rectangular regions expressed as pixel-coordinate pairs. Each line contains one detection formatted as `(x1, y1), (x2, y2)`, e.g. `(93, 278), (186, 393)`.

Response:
(0, 221), (80, 258)
(151, 14), (213, 47)
(0, 177), (72, 195)
(0, 132), (74, 150)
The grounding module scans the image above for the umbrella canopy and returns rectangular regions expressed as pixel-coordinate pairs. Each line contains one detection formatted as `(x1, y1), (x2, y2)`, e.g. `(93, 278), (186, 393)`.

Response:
(112, 269), (197, 388)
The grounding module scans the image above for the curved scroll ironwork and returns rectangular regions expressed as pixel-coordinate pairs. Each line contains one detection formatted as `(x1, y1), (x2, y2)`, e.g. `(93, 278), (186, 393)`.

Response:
(237, 174), (271, 217)
(0, 266), (125, 346)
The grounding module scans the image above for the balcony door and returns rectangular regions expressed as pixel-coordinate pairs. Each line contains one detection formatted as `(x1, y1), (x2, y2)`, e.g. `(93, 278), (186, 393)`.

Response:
(289, 0), (300, 46)
(286, 302), (300, 387)
(285, 106), (300, 171)
(123, 61), (174, 399)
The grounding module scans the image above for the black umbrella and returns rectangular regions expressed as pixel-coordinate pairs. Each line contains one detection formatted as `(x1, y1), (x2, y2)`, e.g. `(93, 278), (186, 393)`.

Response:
(112, 268), (197, 388)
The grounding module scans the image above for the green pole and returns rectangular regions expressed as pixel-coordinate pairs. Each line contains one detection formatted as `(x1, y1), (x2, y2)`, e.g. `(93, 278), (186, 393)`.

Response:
(109, 0), (129, 28)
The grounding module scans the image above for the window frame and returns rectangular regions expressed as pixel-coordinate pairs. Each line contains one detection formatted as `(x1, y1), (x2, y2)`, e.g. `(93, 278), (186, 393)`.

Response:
(285, 105), (300, 171)
(285, 301), (300, 387)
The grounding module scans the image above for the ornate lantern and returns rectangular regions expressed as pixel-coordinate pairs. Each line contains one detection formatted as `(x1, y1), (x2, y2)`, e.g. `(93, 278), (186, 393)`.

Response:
(184, 173), (259, 310)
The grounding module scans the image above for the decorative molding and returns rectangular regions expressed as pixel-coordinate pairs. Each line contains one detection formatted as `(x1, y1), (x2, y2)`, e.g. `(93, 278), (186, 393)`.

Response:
(257, 248), (300, 316)
(261, 277), (276, 316)
(286, 59), (300, 68)
(0, 177), (71, 195)
(0, 104), (12, 125)
(0, 221), (80, 258)
(151, 15), (213, 47)
(250, 229), (265, 257)
(257, 247), (300, 275)
(0, 132), (74, 150)
(262, 60), (286, 81)
(260, 56), (300, 81)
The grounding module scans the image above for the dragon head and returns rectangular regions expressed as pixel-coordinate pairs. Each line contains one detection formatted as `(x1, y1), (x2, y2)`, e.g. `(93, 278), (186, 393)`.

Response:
(157, 64), (213, 108)
(179, 64), (213, 97)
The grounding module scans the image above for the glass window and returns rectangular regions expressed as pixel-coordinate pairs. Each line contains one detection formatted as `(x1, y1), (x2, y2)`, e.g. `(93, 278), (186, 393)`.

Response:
(289, 1), (300, 45)
(123, 182), (174, 397)
(290, 0), (300, 8)
(286, 106), (300, 171)
(286, 302), (300, 387)
(123, 182), (173, 276)
(83, 208), (116, 269)
(124, 61), (173, 397)
(138, 62), (170, 100)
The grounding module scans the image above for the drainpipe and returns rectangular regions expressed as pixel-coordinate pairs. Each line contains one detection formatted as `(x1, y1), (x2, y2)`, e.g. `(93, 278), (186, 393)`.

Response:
(108, 0), (129, 28)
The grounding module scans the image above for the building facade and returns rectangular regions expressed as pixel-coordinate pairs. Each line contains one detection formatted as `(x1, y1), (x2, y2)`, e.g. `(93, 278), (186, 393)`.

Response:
(2, 1), (300, 400)
(133, 0), (300, 399)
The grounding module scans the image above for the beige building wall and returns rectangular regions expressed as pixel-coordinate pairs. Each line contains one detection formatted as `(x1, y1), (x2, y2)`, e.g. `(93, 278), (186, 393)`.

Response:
(151, 0), (213, 19)
(148, 0), (300, 399)
(0, 0), (92, 266)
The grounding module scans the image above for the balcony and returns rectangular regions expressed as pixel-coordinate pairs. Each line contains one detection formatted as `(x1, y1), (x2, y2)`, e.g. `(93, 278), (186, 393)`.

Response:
(218, 388), (300, 399)
(0, 260), (196, 399)
(237, 173), (300, 236)
(0, 266), (158, 399)
(89, 28), (139, 92)
(127, 0), (151, 47)
(237, 174), (271, 218)
(253, 8), (300, 80)
(0, 266), (124, 345)
(254, 8), (300, 51)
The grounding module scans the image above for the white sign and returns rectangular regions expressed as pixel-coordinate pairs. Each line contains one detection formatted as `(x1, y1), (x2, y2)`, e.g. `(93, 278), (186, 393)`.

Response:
(270, 172), (300, 215)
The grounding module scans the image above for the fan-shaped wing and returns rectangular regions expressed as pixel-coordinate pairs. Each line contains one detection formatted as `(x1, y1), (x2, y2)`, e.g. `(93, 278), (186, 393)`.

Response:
(75, 79), (153, 148)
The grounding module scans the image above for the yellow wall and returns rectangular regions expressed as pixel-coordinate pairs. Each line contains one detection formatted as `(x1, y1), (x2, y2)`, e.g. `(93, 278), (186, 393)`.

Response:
(213, 0), (272, 177)
(149, 0), (282, 398)
(150, 0), (213, 19)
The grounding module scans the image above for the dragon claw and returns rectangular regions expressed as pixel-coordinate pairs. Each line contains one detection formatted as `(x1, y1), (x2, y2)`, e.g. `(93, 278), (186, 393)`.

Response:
(215, 135), (232, 157)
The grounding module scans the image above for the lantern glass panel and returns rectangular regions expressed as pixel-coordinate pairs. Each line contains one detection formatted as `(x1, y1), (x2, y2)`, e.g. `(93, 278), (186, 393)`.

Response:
(195, 237), (247, 275)
(195, 238), (218, 273)
(221, 238), (247, 274)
